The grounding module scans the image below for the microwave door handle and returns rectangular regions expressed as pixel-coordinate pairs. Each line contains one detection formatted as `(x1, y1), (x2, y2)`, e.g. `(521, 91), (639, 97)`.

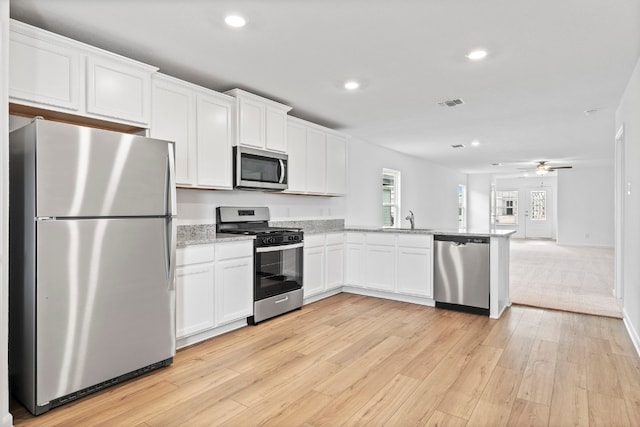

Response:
(278, 159), (286, 184)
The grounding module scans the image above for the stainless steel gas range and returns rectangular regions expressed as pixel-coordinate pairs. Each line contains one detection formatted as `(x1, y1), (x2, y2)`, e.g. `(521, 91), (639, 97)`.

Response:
(216, 207), (303, 324)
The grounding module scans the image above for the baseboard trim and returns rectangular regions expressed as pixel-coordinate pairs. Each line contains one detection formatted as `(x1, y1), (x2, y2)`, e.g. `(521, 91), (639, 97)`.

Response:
(623, 308), (640, 358)
(0, 412), (13, 427)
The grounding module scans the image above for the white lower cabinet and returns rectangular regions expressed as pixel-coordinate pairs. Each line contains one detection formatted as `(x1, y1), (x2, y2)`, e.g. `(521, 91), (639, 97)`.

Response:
(215, 242), (254, 326)
(364, 233), (396, 292)
(325, 233), (345, 291)
(396, 235), (433, 298)
(303, 234), (326, 299)
(345, 233), (365, 287)
(345, 232), (434, 302)
(175, 244), (215, 340)
(303, 233), (345, 300)
(176, 240), (253, 348)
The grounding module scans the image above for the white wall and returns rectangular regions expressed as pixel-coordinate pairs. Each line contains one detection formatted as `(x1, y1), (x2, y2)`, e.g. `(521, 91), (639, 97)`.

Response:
(617, 55), (640, 355)
(467, 174), (492, 230)
(557, 166), (614, 247)
(1, 0), (12, 425)
(346, 138), (466, 229)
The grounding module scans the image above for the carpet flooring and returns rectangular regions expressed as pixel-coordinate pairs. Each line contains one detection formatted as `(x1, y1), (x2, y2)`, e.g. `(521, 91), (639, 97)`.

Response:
(509, 239), (622, 318)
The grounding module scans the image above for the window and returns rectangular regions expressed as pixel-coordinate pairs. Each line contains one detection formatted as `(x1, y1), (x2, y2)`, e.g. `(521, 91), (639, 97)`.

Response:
(382, 169), (401, 228)
(458, 184), (467, 228)
(495, 190), (518, 224)
(530, 190), (546, 220)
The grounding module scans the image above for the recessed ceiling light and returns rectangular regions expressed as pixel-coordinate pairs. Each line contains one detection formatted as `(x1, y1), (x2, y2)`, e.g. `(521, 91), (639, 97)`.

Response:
(471, 140), (480, 147)
(491, 162), (502, 166)
(467, 49), (488, 60)
(344, 80), (360, 90)
(225, 15), (246, 28)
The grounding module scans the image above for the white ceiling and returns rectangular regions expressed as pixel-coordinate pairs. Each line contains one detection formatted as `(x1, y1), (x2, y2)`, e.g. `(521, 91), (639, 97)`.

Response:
(10, 0), (640, 175)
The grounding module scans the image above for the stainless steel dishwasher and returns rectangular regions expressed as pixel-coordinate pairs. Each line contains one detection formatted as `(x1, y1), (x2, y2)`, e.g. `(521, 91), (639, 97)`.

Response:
(434, 234), (490, 315)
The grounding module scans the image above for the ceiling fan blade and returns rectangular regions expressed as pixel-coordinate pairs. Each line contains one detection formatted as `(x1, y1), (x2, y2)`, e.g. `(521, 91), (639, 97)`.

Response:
(549, 166), (573, 170)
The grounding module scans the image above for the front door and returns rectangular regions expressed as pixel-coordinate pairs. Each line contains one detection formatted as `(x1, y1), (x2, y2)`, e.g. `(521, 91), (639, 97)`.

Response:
(524, 187), (554, 239)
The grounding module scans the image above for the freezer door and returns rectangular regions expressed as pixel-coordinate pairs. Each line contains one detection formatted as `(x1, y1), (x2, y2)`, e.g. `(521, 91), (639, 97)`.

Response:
(34, 120), (175, 217)
(35, 218), (175, 406)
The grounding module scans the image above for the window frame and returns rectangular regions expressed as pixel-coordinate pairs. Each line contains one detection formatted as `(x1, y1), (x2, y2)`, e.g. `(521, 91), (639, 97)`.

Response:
(495, 190), (519, 225)
(382, 168), (401, 229)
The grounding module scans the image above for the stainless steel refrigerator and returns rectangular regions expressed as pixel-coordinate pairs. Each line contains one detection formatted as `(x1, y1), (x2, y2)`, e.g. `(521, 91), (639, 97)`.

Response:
(9, 119), (177, 415)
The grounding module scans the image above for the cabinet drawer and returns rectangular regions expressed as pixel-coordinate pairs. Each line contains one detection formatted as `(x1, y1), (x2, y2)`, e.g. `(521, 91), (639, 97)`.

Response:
(304, 234), (325, 248)
(177, 244), (215, 266)
(325, 232), (345, 245)
(398, 234), (432, 249)
(216, 240), (254, 261)
(366, 233), (396, 246)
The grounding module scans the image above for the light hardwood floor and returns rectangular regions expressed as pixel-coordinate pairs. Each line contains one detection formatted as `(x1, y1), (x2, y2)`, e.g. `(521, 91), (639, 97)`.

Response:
(11, 293), (640, 426)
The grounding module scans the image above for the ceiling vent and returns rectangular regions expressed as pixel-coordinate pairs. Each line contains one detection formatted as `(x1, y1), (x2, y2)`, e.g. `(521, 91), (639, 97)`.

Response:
(451, 144), (465, 149)
(438, 98), (464, 107)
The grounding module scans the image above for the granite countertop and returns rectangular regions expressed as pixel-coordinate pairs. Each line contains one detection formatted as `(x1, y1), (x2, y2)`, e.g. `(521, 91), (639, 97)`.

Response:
(343, 227), (516, 238)
(176, 225), (255, 247)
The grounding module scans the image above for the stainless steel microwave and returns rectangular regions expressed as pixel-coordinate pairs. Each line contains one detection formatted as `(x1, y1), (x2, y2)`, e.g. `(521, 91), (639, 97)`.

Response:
(234, 146), (288, 191)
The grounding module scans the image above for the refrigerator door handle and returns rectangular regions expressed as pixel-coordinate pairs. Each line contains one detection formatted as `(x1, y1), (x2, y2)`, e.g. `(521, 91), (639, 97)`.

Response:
(165, 217), (176, 290)
(166, 145), (177, 216)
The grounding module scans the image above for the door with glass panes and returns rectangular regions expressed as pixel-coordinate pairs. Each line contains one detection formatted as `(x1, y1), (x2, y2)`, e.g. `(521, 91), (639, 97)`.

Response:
(524, 187), (554, 238)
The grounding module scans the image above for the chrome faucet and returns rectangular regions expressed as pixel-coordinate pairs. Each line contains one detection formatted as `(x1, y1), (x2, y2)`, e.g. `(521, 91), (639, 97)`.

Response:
(405, 210), (415, 229)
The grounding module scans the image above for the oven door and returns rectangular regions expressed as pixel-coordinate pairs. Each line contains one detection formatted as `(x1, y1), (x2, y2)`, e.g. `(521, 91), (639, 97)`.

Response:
(254, 243), (303, 300)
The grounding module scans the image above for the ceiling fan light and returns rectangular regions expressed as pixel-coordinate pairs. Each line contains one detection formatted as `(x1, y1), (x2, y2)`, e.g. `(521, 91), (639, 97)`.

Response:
(536, 168), (548, 175)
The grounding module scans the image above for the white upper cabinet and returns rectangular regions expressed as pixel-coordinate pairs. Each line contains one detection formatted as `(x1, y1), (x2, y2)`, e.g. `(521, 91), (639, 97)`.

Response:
(196, 93), (233, 189)
(225, 88), (292, 152)
(326, 134), (347, 195)
(306, 128), (327, 194)
(86, 55), (152, 125)
(9, 20), (157, 127)
(150, 73), (233, 189)
(9, 23), (82, 111)
(285, 116), (348, 196)
(286, 120), (307, 193)
(150, 75), (195, 185)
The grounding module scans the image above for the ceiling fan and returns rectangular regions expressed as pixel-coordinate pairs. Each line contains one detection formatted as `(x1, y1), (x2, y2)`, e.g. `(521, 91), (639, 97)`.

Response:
(532, 161), (573, 175)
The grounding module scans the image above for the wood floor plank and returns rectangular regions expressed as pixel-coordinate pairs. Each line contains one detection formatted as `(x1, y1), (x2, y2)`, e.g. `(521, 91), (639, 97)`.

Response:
(517, 339), (558, 405)
(437, 344), (504, 419)
(588, 391), (632, 426)
(548, 361), (589, 427)
(467, 366), (522, 427)
(507, 398), (550, 426)
(423, 409), (468, 427)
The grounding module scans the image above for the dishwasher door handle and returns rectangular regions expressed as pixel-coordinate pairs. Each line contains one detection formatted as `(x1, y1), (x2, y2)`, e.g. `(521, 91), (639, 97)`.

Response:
(453, 242), (466, 247)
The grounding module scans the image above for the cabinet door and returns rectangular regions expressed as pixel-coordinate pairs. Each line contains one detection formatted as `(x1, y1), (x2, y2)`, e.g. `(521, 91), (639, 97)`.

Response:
(86, 55), (152, 125)
(326, 134), (347, 195)
(9, 29), (82, 111)
(237, 97), (265, 148)
(365, 244), (396, 291)
(306, 128), (327, 194)
(345, 243), (365, 287)
(150, 78), (195, 186)
(175, 263), (215, 339)
(215, 257), (253, 326)
(265, 106), (287, 152)
(196, 93), (233, 188)
(326, 244), (344, 291)
(304, 246), (325, 298)
(286, 121), (307, 192)
(397, 247), (432, 297)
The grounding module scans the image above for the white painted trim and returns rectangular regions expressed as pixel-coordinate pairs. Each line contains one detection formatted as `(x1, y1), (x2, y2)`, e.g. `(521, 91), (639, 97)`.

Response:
(342, 286), (435, 307)
(623, 308), (640, 358)
(176, 318), (247, 350)
(303, 288), (342, 305)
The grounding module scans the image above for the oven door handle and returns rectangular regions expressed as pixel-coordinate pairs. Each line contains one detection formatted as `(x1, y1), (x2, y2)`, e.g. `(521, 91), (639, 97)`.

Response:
(256, 242), (304, 253)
